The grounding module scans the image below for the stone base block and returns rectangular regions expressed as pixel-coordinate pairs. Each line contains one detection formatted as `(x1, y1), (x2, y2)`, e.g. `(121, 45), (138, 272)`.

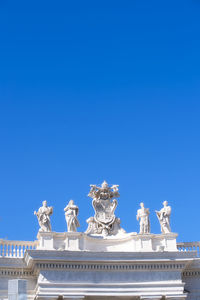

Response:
(37, 231), (178, 252)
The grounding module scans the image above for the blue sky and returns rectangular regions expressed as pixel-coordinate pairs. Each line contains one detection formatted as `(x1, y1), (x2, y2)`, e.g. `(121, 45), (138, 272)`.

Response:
(0, 1), (200, 242)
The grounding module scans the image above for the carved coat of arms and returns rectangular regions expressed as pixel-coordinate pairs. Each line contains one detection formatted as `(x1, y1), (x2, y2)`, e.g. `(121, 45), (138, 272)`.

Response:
(86, 181), (125, 236)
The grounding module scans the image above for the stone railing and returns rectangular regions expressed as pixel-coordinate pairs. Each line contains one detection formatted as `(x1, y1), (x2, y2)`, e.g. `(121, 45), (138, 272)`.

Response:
(0, 240), (38, 258)
(177, 242), (200, 257)
(0, 239), (199, 258)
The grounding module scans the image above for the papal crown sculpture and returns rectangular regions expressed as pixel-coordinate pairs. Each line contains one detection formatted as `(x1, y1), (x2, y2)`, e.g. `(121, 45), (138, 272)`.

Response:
(86, 181), (125, 236)
(34, 180), (171, 236)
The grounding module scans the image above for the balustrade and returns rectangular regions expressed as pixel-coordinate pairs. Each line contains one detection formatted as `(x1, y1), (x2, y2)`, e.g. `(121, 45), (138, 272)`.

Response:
(0, 239), (199, 258)
(177, 241), (200, 256)
(0, 239), (38, 258)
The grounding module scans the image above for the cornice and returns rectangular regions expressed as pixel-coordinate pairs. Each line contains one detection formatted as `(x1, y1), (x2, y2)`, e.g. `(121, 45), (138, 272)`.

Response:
(182, 269), (200, 277)
(25, 249), (196, 261)
(0, 268), (35, 278)
(34, 261), (186, 271)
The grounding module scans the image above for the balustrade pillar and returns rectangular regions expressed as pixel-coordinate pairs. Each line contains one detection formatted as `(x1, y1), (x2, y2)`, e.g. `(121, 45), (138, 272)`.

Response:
(0, 240), (38, 257)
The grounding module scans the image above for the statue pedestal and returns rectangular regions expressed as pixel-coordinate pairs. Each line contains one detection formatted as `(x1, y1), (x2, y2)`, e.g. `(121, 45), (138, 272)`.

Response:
(37, 232), (66, 250)
(37, 231), (178, 252)
(82, 232), (177, 252)
(65, 232), (82, 250)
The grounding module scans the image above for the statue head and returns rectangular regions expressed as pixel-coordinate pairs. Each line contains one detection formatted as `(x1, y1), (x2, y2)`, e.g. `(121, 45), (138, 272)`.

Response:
(140, 202), (144, 208)
(163, 200), (168, 206)
(69, 200), (74, 206)
(43, 200), (47, 207)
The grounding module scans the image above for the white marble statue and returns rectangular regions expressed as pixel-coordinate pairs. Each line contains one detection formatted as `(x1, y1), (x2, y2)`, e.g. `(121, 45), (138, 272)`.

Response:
(136, 202), (150, 234)
(64, 200), (80, 232)
(86, 181), (125, 236)
(34, 200), (53, 232)
(156, 201), (171, 234)
(85, 217), (100, 234)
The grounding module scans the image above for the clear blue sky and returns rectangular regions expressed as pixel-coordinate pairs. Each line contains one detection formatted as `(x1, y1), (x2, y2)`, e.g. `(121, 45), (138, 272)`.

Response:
(0, 1), (200, 242)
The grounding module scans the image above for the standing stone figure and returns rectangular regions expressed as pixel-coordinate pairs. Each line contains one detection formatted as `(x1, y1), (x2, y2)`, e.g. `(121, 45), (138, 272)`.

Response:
(156, 201), (171, 234)
(64, 200), (80, 232)
(136, 202), (150, 234)
(34, 200), (53, 232)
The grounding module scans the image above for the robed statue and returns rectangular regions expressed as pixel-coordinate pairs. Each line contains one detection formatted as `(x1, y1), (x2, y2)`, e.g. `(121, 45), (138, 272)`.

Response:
(156, 201), (171, 234)
(34, 200), (53, 232)
(64, 200), (80, 232)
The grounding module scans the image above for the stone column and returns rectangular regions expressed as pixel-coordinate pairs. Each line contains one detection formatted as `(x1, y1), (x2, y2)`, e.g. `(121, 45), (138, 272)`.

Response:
(8, 279), (27, 300)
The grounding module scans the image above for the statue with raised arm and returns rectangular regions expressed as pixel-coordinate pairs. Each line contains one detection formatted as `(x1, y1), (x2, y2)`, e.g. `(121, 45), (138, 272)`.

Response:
(34, 200), (53, 232)
(156, 201), (171, 234)
(64, 200), (80, 232)
(136, 202), (150, 234)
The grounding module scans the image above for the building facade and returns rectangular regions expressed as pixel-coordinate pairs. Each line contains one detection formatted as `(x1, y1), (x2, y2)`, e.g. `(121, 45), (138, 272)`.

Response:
(0, 182), (200, 300)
